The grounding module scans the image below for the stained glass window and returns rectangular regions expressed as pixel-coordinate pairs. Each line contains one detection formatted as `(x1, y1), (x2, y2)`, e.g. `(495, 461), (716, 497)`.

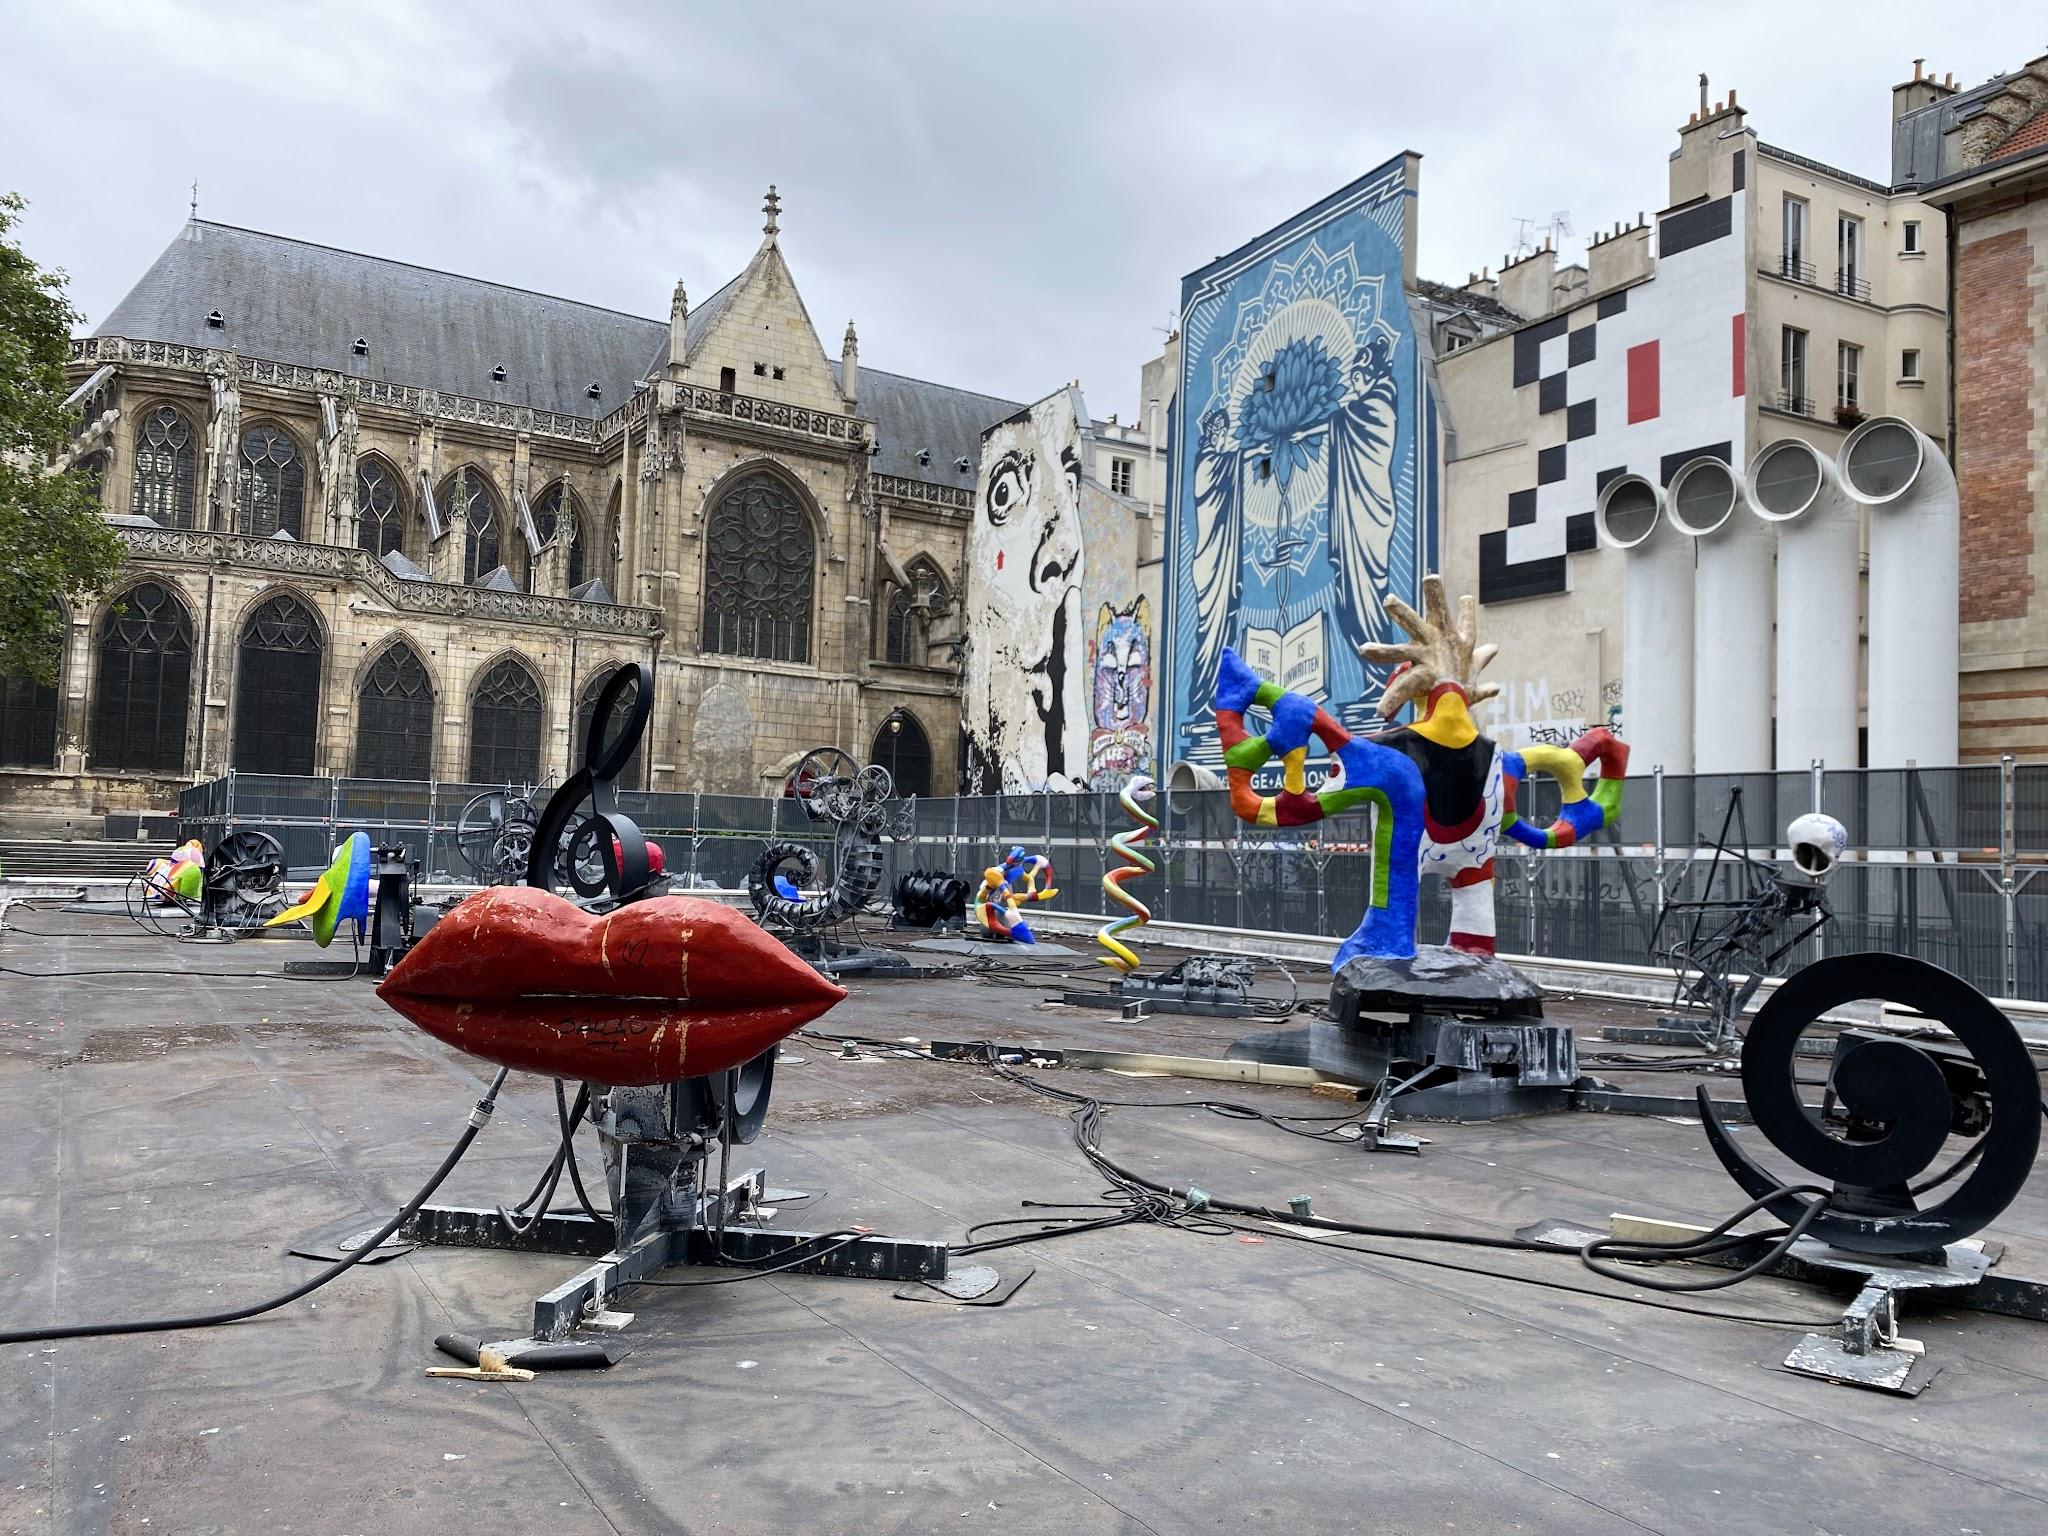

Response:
(90, 582), (192, 772)
(356, 457), (408, 557)
(700, 474), (814, 663)
(232, 593), (322, 774)
(75, 452), (110, 505)
(574, 667), (644, 788)
(883, 557), (947, 665)
(0, 666), (59, 768)
(131, 404), (196, 528)
(532, 482), (587, 590)
(355, 642), (434, 780)
(237, 425), (305, 538)
(469, 657), (542, 784)
(441, 469), (503, 585)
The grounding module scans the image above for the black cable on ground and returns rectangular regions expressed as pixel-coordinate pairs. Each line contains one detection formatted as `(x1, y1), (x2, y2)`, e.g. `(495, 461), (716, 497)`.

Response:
(1578, 1185), (1834, 1292)
(821, 1036), (1854, 1326)
(0, 1067), (509, 1348)
(638, 1232), (871, 1287)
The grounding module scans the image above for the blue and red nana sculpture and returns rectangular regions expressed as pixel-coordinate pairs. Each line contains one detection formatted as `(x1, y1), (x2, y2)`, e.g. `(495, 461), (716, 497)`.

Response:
(1213, 575), (1627, 969)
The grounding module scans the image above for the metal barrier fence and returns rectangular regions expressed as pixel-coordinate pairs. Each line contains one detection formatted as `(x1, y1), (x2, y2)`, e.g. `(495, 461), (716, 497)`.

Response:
(178, 760), (2048, 1002)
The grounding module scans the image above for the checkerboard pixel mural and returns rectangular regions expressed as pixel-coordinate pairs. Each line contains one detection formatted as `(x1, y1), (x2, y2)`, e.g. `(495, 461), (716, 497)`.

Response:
(1479, 183), (1748, 603)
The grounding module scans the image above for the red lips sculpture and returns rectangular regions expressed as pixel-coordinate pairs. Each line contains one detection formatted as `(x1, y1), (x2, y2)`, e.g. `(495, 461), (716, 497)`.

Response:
(376, 887), (847, 1085)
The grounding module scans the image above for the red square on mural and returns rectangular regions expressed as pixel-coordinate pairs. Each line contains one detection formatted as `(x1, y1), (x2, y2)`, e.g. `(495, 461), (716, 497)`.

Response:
(1626, 340), (1660, 422)
(1731, 313), (1746, 397)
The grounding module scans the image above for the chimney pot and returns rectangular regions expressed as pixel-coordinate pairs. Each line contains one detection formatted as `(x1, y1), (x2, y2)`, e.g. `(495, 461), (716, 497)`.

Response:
(1727, 87), (1737, 107)
(1914, 57), (1924, 80)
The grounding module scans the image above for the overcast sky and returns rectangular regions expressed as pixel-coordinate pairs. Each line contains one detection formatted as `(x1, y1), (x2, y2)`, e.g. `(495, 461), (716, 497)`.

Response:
(5, 2), (2040, 421)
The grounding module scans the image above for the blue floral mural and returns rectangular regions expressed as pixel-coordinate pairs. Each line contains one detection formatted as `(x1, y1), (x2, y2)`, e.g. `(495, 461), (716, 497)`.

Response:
(1164, 157), (1428, 776)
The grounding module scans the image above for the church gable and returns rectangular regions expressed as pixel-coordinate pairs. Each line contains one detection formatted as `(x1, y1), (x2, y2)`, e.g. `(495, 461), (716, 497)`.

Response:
(681, 191), (847, 416)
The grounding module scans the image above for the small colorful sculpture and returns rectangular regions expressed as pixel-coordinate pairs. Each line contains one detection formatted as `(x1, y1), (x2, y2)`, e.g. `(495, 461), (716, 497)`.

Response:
(143, 839), (205, 904)
(266, 831), (372, 947)
(1097, 777), (1158, 972)
(1215, 575), (1626, 969)
(974, 846), (1059, 944)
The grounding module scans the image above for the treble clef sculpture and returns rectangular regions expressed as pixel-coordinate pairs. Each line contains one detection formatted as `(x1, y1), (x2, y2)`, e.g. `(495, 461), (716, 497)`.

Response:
(525, 662), (656, 905)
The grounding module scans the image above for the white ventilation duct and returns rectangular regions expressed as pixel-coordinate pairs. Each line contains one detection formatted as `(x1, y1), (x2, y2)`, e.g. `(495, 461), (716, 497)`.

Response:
(1839, 417), (1958, 768)
(1747, 438), (1860, 771)
(1666, 456), (1773, 774)
(1597, 473), (1693, 774)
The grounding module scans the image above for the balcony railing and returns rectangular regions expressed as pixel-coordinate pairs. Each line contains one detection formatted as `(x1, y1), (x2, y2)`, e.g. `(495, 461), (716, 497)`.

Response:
(116, 525), (664, 635)
(1835, 270), (1873, 302)
(1774, 254), (1817, 284)
(1777, 391), (1815, 417)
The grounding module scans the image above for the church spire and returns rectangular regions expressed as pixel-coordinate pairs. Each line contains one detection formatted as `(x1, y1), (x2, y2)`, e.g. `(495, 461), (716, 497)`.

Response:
(668, 279), (688, 376)
(762, 184), (781, 242)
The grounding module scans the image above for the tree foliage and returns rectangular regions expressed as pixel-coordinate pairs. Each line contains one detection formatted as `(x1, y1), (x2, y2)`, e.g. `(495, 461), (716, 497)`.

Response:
(0, 192), (126, 684)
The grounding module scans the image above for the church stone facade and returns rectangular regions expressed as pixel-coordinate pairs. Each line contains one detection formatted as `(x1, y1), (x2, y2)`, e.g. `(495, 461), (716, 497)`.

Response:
(7, 191), (1019, 819)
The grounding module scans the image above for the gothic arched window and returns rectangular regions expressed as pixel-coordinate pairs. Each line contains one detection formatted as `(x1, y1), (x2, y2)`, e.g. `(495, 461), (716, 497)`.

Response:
(237, 425), (305, 538)
(0, 661), (60, 769)
(90, 581), (192, 773)
(232, 593), (323, 775)
(532, 481), (587, 590)
(441, 469), (504, 585)
(356, 457), (409, 558)
(606, 482), (623, 586)
(131, 404), (197, 528)
(75, 452), (110, 505)
(871, 710), (932, 798)
(574, 666), (644, 788)
(883, 557), (948, 665)
(469, 657), (542, 784)
(355, 642), (435, 781)
(700, 473), (814, 663)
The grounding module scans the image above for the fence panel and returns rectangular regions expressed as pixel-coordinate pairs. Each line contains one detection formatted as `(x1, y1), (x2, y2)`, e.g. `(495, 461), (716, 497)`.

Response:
(160, 767), (2048, 1000)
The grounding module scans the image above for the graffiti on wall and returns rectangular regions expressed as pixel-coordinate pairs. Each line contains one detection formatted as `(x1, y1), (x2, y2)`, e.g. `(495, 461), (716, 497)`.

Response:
(962, 389), (1089, 792)
(1489, 676), (1626, 749)
(963, 384), (1155, 793)
(1165, 155), (1428, 772)
(1088, 597), (1152, 787)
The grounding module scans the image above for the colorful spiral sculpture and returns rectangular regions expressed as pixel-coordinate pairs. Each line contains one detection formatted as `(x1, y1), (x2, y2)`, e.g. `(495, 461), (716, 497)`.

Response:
(1097, 776), (1159, 973)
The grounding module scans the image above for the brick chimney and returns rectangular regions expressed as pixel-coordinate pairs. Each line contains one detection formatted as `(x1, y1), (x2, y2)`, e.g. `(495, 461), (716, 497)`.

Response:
(1893, 58), (1957, 122)
(1497, 242), (1558, 320)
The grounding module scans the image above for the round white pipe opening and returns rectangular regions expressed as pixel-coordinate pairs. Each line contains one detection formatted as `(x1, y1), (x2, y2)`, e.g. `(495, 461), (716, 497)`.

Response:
(1747, 439), (1825, 522)
(1666, 458), (1740, 537)
(1596, 474), (1662, 549)
(1840, 418), (1925, 504)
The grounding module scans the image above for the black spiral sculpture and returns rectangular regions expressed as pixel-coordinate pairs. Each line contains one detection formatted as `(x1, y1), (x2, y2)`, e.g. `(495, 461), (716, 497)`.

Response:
(526, 663), (655, 905)
(892, 870), (970, 930)
(1699, 953), (2040, 1256)
(747, 748), (893, 932)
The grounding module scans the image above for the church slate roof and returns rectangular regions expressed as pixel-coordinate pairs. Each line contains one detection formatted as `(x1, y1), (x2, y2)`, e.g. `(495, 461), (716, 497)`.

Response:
(98, 221), (667, 415)
(837, 361), (1018, 488)
(95, 220), (1020, 489)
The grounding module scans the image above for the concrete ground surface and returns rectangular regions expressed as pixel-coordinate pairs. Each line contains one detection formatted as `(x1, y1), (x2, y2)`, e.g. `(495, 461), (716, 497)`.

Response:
(2, 908), (2046, 1535)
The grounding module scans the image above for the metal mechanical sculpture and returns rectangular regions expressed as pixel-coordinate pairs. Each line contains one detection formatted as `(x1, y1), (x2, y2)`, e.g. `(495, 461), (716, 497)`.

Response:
(747, 746), (927, 977)
(455, 789), (540, 886)
(199, 830), (287, 932)
(1648, 791), (1840, 1048)
(1529, 949), (2045, 1394)
(379, 665), (951, 1362)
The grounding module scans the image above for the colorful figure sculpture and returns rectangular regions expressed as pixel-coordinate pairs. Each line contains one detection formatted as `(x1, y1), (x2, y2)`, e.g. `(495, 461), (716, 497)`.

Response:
(143, 839), (205, 904)
(973, 846), (1059, 944)
(1214, 575), (1625, 968)
(266, 831), (372, 947)
(1097, 777), (1157, 972)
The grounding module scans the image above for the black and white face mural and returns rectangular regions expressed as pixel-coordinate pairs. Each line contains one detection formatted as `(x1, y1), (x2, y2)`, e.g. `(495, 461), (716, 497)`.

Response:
(963, 390), (1088, 793)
